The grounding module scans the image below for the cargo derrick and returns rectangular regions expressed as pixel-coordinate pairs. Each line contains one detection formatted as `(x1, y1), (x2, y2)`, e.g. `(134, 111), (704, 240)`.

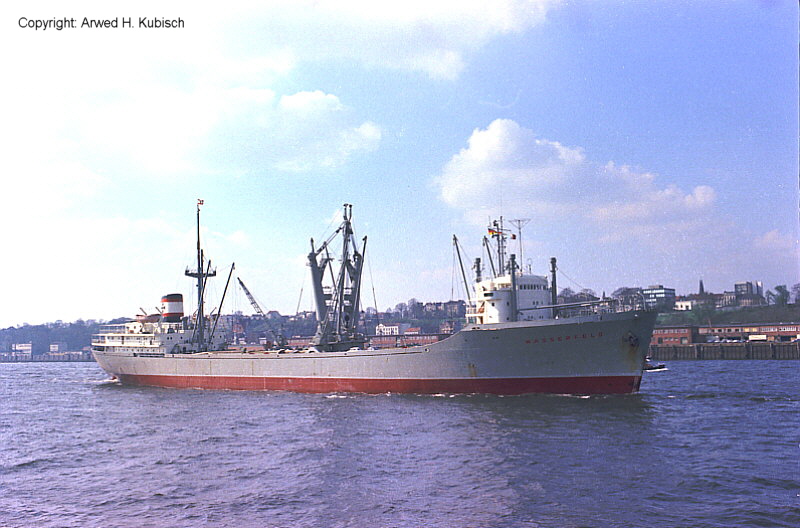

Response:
(308, 203), (367, 352)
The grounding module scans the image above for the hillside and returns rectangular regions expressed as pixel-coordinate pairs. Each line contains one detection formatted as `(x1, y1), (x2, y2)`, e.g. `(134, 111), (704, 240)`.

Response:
(657, 304), (799, 326)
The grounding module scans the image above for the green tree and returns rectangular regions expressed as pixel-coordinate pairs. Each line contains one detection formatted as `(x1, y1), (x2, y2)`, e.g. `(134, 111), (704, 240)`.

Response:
(558, 287), (576, 302)
(774, 285), (790, 306)
(579, 288), (598, 301)
(688, 304), (716, 326)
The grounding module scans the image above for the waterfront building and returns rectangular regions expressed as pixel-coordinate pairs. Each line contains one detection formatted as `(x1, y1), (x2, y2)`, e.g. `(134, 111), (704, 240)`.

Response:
(737, 293), (767, 307)
(10, 343), (33, 360)
(674, 299), (698, 311)
(375, 323), (410, 336)
(733, 281), (766, 306)
(287, 336), (313, 348)
(734, 281), (764, 298)
(421, 300), (466, 318)
(422, 302), (445, 316)
(444, 300), (466, 317)
(698, 323), (799, 342)
(652, 323), (800, 344)
(611, 287), (644, 312)
(49, 342), (68, 353)
(287, 311), (316, 323)
(439, 319), (462, 334)
(642, 285), (676, 311)
(651, 326), (700, 345)
(717, 291), (737, 309)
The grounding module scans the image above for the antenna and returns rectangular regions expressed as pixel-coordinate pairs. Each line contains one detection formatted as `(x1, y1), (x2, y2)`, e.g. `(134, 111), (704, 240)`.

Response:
(509, 219), (530, 269)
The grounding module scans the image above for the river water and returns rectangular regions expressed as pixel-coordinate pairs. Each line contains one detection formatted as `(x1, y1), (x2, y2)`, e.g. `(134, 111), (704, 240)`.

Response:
(1, 361), (798, 527)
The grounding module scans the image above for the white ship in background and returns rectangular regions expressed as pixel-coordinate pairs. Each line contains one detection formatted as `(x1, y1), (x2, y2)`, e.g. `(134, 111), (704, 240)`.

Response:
(93, 203), (656, 395)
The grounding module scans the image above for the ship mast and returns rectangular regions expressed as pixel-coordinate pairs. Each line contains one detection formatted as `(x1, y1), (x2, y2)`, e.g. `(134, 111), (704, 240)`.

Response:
(491, 217), (506, 274)
(185, 199), (216, 350)
(488, 217), (520, 320)
(488, 217), (518, 276)
(308, 204), (368, 352)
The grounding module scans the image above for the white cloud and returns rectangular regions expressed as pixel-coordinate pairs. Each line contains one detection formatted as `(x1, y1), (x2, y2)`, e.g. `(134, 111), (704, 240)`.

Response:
(6, 67), (379, 178)
(1, 0), (559, 188)
(0, 210), (253, 325)
(0, 153), (108, 232)
(684, 185), (715, 209)
(226, 0), (558, 79)
(225, 230), (252, 247)
(2, 5), (388, 179)
(438, 119), (586, 223)
(435, 119), (800, 296)
(242, 91), (384, 173)
(437, 119), (716, 247)
(754, 229), (796, 253)
(279, 90), (343, 114)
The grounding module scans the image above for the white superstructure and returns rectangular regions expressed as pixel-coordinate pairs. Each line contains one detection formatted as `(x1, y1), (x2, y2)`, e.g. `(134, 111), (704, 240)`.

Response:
(93, 316), (228, 356)
(468, 273), (552, 324)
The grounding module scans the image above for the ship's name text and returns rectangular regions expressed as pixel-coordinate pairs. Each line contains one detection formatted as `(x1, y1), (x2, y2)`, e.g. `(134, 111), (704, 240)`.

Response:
(526, 332), (604, 345)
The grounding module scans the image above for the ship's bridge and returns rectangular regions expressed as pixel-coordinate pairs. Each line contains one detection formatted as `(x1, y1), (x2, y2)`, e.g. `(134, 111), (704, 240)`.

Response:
(468, 273), (552, 324)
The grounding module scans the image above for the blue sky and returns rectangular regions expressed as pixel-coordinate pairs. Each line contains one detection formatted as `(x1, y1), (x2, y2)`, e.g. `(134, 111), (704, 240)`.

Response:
(1, 0), (797, 326)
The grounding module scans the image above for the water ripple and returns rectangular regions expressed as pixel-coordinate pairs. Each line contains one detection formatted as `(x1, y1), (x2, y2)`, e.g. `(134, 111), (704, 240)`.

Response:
(0, 361), (798, 527)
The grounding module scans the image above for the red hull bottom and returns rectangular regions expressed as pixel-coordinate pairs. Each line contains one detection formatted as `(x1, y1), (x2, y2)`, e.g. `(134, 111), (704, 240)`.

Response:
(116, 374), (642, 395)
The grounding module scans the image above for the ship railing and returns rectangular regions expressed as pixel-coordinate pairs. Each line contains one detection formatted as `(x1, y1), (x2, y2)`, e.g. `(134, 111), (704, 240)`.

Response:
(520, 298), (624, 318)
(92, 336), (160, 346)
(149, 321), (184, 332)
(96, 324), (128, 334)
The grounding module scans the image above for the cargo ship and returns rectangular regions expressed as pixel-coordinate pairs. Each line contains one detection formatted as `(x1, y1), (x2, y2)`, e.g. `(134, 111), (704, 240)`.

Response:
(92, 202), (656, 395)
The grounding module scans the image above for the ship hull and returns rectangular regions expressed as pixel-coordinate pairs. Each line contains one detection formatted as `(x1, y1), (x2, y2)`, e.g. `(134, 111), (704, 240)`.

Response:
(93, 312), (656, 395)
(113, 373), (641, 394)
(112, 374), (641, 395)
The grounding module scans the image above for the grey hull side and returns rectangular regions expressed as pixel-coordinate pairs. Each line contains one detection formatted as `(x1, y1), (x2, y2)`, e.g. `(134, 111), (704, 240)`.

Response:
(93, 311), (657, 394)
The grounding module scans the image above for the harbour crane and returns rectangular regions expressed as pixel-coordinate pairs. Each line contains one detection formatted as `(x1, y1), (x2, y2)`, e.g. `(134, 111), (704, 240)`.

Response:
(237, 278), (265, 317)
(237, 277), (288, 347)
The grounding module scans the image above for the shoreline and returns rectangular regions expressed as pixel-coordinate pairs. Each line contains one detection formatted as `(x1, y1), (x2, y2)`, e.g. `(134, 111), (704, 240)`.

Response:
(649, 341), (799, 360)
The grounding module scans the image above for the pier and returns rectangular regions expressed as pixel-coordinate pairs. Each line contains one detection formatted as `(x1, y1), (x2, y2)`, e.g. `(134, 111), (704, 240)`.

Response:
(0, 352), (94, 363)
(649, 342), (800, 360)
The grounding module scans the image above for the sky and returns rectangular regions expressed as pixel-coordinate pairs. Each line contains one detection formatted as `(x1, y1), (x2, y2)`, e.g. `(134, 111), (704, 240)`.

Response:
(1, 0), (798, 327)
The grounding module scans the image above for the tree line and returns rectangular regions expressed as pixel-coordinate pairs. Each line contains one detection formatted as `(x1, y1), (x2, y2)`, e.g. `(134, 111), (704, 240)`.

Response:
(0, 318), (127, 353)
